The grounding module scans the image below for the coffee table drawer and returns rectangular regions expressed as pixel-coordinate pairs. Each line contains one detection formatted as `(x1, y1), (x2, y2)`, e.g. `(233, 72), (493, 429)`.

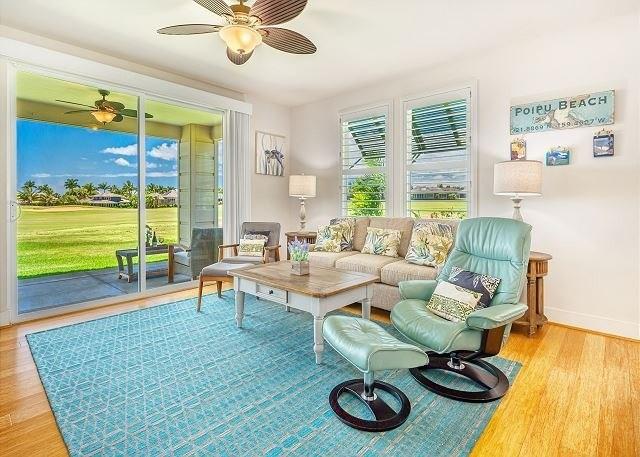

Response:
(255, 283), (288, 304)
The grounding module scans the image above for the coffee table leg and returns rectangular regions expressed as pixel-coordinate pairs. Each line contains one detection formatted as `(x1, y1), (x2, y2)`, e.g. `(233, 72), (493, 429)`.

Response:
(362, 285), (372, 320)
(313, 315), (325, 364)
(235, 290), (245, 328)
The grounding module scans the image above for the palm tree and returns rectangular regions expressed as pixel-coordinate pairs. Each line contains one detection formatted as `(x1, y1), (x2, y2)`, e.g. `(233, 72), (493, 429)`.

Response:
(97, 182), (110, 194)
(109, 184), (120, 194)
(36, 184), (58, 206)
(23, 180), (36, 192)
(64, 178), (79, 191)
(83, 182), (97, 196)
(121, 180), (136, 199)
(18, 180), (37, 204)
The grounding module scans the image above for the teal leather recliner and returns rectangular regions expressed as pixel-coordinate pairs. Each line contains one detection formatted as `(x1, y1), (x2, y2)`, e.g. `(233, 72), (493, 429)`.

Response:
(390, 217), (531, 402)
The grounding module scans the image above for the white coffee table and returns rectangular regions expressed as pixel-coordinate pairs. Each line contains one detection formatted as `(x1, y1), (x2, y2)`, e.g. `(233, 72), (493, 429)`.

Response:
(229, 261), (378, 364)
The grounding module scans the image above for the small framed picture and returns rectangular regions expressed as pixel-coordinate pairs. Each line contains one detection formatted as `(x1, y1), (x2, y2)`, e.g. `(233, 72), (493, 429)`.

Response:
(546, 146), (571, 166)
(593, 130), (614, 157)
(510, 138), (526, 160)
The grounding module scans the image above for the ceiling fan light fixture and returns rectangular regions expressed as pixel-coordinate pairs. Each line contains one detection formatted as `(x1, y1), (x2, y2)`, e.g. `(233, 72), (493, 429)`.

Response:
(219, 24), (262, 54)
(91, 110), (117, 124)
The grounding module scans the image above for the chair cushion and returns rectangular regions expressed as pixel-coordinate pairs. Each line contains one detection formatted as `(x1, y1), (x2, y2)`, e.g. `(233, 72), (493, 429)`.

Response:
(201, 262), (253, 277)
(426, 281), (483, 322)
(308, 250), (358, 268)
(381, 260), (438, 286)
(238, 239), (266, 257)
(173, 250), (190, 267)
(334, 253), (401, 279)
(222, 255), (263, 265)
(447, 266), (501, 309)
(322, 315), (427, 373)
(391, 299), (483, 353)
(369, 217), (415, 257)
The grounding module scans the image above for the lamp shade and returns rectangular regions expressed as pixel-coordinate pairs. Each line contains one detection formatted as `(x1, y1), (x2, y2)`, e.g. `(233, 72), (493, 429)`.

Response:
(289, 175), (316, 198)
(494, 160), (542, 196)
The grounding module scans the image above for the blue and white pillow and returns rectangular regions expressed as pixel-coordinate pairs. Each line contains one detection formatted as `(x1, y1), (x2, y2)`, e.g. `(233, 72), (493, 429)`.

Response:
(448, 267), (501, 309)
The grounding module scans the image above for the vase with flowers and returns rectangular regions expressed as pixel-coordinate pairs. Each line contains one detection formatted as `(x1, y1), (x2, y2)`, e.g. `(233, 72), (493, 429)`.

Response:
(288, 238), (310, 275)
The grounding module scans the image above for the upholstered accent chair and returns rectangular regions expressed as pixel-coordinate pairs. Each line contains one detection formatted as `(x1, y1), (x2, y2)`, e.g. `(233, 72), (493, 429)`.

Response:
(197, 222), (281, 307)
(168, 227), (223, 282)
(391, 217), (530, 402)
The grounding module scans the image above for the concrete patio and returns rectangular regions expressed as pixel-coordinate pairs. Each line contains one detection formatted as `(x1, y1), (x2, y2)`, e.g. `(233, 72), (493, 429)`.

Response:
(18, 261), (191, 314)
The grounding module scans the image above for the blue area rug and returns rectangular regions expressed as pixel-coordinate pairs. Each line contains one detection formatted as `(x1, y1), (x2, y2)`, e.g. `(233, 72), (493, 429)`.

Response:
(27, 292), (520, 456)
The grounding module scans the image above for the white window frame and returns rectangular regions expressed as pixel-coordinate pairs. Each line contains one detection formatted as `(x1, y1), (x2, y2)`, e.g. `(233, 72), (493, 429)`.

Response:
(338, 102), (393, 217)
(401, 84), (477, 219)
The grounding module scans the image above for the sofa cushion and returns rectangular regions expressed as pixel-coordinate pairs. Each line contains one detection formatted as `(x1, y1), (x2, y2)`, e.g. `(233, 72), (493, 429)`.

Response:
(308, 250), (358, 268)
(329, 217), (356, 251)
(380, 260), (438, 286)
(174, 250), (190, 267)
(335, 253), (401, 279)
(361, 227), (402, 257)
(405, 221), (455, 267)
(314, 224), (345, 252)
(369, 217), (415, 257)
(352, 217), (371, 252)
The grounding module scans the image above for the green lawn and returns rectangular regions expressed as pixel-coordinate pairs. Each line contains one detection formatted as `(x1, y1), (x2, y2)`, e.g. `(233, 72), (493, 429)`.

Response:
(18, 206), (179, 279)
(407, 200), (467, 218)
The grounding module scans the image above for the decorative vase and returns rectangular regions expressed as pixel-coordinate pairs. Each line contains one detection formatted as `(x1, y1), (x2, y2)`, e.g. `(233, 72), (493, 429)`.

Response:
(291, 260), (310, 276)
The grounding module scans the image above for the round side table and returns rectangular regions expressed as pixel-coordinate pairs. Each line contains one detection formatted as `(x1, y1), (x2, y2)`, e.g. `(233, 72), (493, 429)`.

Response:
(514, 251), (552, 336)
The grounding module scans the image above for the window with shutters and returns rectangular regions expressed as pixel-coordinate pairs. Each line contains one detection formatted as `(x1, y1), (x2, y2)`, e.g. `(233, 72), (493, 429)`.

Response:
(340, 106), (390, 216)
(404, 88), (472, 219)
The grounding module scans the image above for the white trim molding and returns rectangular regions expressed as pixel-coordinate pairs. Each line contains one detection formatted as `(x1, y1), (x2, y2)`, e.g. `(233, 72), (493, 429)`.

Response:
(546, 306), (640, 340)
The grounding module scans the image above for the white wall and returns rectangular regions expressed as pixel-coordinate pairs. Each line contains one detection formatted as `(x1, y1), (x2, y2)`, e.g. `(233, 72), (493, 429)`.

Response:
(290, 14), (640, 338)
(246, 94), (294, 258)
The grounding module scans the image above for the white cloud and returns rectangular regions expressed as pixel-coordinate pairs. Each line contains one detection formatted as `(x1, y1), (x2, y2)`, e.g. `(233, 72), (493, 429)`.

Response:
(146, 162), (159, 169)
(114, 158), (136, 168)
(32, 173), (52, 178)
(102, 144), (137, 156)
(148, 171), (177, 178)
(147, 142), (177, 161)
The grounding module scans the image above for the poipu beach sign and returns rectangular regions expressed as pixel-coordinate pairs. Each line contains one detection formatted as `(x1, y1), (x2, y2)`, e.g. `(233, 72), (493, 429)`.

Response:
(510, 90), (614, 134)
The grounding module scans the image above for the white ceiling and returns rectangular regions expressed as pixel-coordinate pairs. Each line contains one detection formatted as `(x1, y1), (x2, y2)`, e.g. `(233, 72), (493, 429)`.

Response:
(1, 0), (638, 106)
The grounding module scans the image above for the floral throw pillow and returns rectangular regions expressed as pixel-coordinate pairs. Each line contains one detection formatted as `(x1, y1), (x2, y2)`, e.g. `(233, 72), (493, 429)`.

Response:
(330, 217), (356, 251)
(426, 281), (483, 322)
(448, 267), (501, 309)
(238, 239), (266, 257)
(361, 227), (401, 257)
(314, 224), (345, 253)
(405, 222), (455, 267)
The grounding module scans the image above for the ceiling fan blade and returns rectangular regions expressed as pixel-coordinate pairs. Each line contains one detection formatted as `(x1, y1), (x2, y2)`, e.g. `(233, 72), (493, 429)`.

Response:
(112, 114), (124, 123)
(260, 27), (316, 54)
(250, 0), (307, 26)
(102, 100), (125, 111)
(119, 108), (138, 118)
(192, 0), (234, 18)
(56, 99), (97, 109)
(226, 48), (254, 65)
(157, 24), (222, 35)
(64, 110), (95, 114)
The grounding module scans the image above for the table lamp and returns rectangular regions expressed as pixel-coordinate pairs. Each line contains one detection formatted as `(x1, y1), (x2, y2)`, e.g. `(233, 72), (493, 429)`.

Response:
(289, 174), (316, 231)
(493, 160), (542, 221)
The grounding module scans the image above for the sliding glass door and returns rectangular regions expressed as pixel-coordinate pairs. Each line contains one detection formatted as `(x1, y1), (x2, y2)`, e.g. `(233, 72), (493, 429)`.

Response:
(13, 70), (224, 315)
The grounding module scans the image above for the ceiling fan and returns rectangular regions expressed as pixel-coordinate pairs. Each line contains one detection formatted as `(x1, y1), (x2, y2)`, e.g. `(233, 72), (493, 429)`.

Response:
(158, 0), (316, 65)
(56, 90), (154, 125)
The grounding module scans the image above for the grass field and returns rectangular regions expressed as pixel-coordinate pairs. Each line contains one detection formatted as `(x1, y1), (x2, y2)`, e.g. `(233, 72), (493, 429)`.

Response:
(18, 206), (179, 279)
(407, 200), (467, 217)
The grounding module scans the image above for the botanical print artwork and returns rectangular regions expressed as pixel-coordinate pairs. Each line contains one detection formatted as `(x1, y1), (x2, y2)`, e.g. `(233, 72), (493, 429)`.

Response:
(256, 131), (285, 176)
(313, 224), (345, 253)
(329, 217), (356, 251)
(361, 227), (401, 257)
(405, 222), (455, 267)
(448, 266), (501, 309)
(238, 239), (266, 257)
(427, 280), (483, 322)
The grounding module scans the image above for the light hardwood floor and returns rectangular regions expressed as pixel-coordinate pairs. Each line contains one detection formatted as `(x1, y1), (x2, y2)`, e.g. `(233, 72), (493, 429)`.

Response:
(1, 286), (638, 456)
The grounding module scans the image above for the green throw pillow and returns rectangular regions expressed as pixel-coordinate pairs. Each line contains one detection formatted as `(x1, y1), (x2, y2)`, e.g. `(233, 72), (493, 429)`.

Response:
(426, 280), (483, 322)
(314, 224), (345, 253)
(238, 239), (266, 257)
(405, 222), (455, 267)
(329, 217), (356, 251)
(361, 227), (401, 257)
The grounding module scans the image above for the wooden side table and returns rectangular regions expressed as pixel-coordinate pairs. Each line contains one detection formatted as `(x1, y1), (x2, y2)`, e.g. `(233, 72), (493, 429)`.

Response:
(515, 251), (552, 336)
(285, 231), (317, 260)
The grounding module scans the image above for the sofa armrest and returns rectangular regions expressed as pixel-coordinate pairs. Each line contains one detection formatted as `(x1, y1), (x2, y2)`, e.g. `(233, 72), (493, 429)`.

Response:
(465, 303), (527, 330)
(398, 280), (438, 301)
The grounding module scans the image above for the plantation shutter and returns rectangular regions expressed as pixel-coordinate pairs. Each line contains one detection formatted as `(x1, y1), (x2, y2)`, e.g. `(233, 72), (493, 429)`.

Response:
(405, 89), (472, 219)
(340, 106), (389, 216)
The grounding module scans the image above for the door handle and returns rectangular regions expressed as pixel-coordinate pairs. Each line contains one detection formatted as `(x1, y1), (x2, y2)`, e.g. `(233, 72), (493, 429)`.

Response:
(9, 201), (22, 221)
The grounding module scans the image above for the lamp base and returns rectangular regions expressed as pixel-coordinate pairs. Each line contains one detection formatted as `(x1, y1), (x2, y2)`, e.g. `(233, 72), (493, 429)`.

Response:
(298, 197), (307, 231)
(510, 197), (523, 222)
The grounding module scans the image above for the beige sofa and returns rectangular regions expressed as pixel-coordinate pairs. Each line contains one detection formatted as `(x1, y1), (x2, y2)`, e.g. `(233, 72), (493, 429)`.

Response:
(309, 217), (458, 311)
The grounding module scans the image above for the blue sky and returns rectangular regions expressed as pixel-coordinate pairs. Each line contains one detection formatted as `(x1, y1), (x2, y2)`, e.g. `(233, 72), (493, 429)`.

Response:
(17, 120), (178, 192)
